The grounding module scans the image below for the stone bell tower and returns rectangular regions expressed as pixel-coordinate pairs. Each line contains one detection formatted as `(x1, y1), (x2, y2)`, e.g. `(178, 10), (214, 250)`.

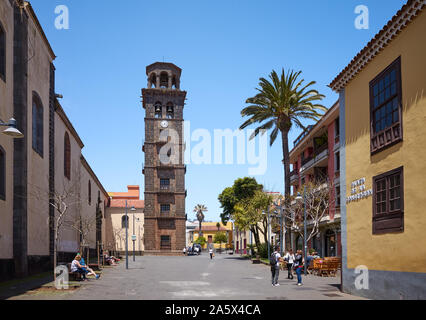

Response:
(142, 62), (187, 255)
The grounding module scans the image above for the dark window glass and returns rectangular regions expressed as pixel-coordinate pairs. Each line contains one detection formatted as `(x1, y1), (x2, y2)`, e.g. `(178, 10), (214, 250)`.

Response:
(0, 22), (5, 81)
(160, 235), (171, 249)
(160, 204), (170, 212)
(121, 215), (129, 229)
(160, 179), (170, 190)
(0, 146), (5, 200)
(370, 57), (402, 154)
(335, 186), (341, 208)
(88, 180), (92, 205)
(64, 132), (71, 179)
(32, 93), (43, 157)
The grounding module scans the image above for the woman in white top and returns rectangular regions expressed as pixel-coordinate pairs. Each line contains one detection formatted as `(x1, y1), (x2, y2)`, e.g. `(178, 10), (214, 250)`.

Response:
(209, 247), (214, 260)
(284, 249), (295, 279)
(70, 255), (87, 281)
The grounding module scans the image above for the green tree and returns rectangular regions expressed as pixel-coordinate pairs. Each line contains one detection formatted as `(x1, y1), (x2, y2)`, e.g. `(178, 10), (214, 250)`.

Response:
(218, 177), (262, 224)
(213, 231), (228, 249)
(194, 236), (206, 248)
(240, 69), (326, 203)
(193, 204), (208, 236)
(233, 190), (273, 251)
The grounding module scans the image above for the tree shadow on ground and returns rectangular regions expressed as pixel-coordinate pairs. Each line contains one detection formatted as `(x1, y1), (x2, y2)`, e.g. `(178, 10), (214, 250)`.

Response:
(0, 273), (53, 300)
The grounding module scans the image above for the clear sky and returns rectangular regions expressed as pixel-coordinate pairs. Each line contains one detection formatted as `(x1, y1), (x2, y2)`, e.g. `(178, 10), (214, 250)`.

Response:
(30, 0), (407, 222)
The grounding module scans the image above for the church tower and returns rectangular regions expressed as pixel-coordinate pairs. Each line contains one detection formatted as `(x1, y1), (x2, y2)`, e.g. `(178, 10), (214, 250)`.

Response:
(142, 62), (187, 254)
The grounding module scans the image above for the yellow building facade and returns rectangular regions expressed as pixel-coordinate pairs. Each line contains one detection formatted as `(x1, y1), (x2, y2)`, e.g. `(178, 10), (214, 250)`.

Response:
(330, 0), (426, 299)
(191, 222), (233, 250)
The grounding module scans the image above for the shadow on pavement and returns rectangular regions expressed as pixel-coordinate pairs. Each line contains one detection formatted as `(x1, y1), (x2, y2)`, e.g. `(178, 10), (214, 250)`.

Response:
(0, 273), (53, 300)
(223, 257), (251, 261)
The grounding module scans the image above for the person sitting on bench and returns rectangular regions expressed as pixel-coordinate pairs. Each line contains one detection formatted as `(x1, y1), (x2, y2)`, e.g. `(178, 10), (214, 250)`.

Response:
(103, 251), (118, 265)
(77, 254), (100, 279)
(70, 255), (87, 281)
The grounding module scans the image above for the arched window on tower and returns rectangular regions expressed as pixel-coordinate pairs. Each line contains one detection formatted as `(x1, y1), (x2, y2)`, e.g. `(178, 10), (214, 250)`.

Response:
(64, 132), (71, 180)
(0, 146), (5, 200)
(154, 102), (162, 118)
(150, 73), (156, 88)
(172, 76), (177, 89)
(166, 103), (174, 119)
(32, 92), (44, 157)
(160, 72), (168, 88)
(0, 20), (6, 81)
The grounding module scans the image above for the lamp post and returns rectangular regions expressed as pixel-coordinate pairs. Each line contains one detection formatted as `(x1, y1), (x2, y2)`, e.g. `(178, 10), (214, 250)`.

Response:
(295, 187), (307, 276)
(0, 118), (24, 138)
(132, 207), (137, 261)
(125, 201), (136, 269)
(125, 200), (128, 270)
(266, 208), (270, 259)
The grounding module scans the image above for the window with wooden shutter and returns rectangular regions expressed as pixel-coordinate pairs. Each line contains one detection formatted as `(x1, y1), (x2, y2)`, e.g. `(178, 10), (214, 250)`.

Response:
(372, 167), (404, 235)
(370, 57), (402, 154)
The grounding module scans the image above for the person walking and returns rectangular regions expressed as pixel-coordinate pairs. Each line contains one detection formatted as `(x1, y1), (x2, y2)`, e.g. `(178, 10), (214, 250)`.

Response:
(294, 250), (304, 286)
(270, 245), (282, 287)
(209, 247), (214, 260)
(284, 249), (295, 280)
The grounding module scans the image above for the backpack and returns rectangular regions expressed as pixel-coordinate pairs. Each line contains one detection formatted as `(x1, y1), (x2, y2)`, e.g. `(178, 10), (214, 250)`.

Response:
(270, 252), (277, 266)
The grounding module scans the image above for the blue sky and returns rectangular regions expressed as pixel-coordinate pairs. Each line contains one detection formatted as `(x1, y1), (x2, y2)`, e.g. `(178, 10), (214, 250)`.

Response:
(31, 0), (406, 222)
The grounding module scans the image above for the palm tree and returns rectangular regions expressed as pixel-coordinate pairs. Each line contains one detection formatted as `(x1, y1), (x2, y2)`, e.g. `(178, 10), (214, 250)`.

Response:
(194, 204), (208, 237)
(240, 69), (327, 201)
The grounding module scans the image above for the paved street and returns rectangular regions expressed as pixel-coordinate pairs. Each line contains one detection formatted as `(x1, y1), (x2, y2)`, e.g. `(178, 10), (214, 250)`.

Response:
(7, 253), (365, 300)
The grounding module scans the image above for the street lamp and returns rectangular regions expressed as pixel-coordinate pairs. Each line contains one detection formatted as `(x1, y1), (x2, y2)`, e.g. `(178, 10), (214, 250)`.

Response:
(132, 206), (137, 261)
(0, 118), (24, 138)
(125, 200), (136, 270)
(295, 188), (307, 275)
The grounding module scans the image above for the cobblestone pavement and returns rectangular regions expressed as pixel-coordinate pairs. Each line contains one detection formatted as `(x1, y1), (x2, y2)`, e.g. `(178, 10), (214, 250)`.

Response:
(7, 254), (366, 300)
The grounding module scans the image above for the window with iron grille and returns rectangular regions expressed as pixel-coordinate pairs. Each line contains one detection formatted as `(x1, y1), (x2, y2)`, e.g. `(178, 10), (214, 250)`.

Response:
(160, 178), (170, 190)
(160, 204), (170, 213)
(370, 57), (402, 154)
(373, 167), (404, 235)
(160, 235), (171, 250)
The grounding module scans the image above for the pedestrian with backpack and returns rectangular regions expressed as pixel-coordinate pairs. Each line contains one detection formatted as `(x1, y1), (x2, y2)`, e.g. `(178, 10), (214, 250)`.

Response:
(270, 245), (282, 287)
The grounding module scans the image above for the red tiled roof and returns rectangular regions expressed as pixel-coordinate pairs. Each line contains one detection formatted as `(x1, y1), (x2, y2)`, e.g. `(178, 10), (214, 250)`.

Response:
(109, 199), (144, 209)
(194, 226), (228, 232)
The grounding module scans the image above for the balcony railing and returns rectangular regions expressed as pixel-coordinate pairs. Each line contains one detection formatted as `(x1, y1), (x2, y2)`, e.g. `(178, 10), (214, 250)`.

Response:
(314, 142), (328, 157)
(290, 170), (299, 183)
(293, 125), (314, 147)
(300, 148), (329, 173)
(301, 155), (313, 166)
